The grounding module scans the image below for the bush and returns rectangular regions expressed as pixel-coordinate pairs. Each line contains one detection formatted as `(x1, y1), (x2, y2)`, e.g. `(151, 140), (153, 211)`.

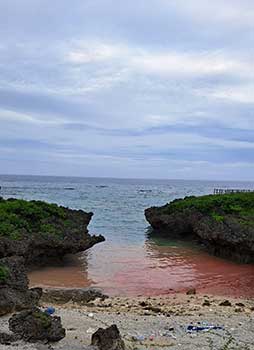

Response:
(0, 264), (10, 282)
(0, 199), (68, 240)
(161, 192), (254, 226)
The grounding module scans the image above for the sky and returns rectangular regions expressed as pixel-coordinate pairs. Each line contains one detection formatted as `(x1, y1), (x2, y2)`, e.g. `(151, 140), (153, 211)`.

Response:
(0, 0), (254, 180)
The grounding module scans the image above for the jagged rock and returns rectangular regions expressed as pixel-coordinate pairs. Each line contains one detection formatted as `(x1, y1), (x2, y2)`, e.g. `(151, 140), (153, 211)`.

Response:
(0, 198), (105, 265)
(0, 256), (42, 316)
(0, 332), (21, 345)
(145, 193), (254, 263)
(9, 307), (66, 343)
(0, 198), (105, 315)
(91, 324), (125, 350)
(41, 287), (107, 305)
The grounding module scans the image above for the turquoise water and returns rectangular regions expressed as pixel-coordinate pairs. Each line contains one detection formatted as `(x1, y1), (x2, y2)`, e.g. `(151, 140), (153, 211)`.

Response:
(1, 175), (254, 296)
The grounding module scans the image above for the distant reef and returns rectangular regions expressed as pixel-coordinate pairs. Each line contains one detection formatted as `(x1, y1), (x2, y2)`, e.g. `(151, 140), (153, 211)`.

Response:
(145, 193), (254, 263)
(0, 197), (105, 315)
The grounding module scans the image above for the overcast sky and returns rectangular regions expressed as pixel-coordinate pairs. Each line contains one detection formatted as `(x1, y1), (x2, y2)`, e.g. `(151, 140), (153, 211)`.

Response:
(0, 0), (253, 180)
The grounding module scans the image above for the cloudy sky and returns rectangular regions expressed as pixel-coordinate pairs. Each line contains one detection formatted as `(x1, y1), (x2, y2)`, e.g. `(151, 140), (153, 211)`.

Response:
(0, 0), (253, 180)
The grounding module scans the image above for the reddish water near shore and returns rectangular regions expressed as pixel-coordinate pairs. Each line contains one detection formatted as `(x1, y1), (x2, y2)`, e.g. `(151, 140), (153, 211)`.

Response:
(3, 176), (253, 298)
(29, 239), (254, 298)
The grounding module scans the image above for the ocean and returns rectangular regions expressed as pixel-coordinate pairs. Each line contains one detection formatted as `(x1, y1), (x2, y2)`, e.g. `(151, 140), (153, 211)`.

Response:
(0, 174), (254, 297)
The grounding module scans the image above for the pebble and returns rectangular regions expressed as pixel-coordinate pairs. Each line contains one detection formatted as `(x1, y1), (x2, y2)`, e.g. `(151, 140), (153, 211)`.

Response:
(186, 288), (196, 295)
(219, 300), (232, 307)
(86, 327), (96, 334)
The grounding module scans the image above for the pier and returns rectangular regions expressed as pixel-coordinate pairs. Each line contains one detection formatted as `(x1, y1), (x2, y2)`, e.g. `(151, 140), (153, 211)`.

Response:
(213, 188), (254, 195)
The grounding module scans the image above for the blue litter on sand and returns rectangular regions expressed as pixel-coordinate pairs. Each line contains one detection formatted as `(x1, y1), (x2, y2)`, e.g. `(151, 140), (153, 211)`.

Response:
(45, 306), (55, 315)
(133, 335), (146, 341)
(187, 325), (223, 332)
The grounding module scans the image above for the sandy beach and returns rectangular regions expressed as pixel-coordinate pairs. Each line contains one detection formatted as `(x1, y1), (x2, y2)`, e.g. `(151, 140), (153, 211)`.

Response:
(1, 293), (253, 350)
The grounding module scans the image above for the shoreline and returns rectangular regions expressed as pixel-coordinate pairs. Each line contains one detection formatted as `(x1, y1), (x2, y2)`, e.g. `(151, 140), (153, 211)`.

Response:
(41, 291), (254, 316)
(0, 192), (253, 349)
(1, 293), (253, 349)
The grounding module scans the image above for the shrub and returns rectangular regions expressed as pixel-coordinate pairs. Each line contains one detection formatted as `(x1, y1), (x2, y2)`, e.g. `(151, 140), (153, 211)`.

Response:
(161, 192), (254, 226)
(0, 264), (10, 282)
(0, 199), (68, 240)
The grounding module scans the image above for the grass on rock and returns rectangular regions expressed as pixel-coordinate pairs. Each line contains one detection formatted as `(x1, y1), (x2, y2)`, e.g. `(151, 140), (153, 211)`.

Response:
(0, 264), (10, 282)
(160, 192), (254, 226)
(0, 197), (69, 240)
(33, 311), (51, 329)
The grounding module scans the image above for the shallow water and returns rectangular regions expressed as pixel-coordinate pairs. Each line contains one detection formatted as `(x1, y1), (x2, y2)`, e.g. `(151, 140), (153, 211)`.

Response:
(1, 175), (254, 297)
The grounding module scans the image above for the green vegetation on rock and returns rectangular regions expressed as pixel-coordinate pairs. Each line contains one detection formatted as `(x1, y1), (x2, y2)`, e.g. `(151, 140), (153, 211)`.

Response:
(161, 192), (254, 226)
(145, 192), (254, 263)
(211, 212), (224, 223)
(0, 197), (68, 240)
(33, 311), (51, 329)
(0, 264), (10, 282)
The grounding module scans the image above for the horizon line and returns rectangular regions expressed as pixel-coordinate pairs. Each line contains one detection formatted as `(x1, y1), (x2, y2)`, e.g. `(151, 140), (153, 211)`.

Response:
(0, 173), (253, 184)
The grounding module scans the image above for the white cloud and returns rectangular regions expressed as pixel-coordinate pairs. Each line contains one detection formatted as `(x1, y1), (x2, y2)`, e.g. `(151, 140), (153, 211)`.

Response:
(67, 42), (122, 64)
(67, 40), (252, 81)
(0, 109), (64, 125)
(130, 51), (245, 77)
(0, 1), (254, 179)
(171, 0), (254, 28)
(65, 38), (129, 64)
(199, 84), (254, 104)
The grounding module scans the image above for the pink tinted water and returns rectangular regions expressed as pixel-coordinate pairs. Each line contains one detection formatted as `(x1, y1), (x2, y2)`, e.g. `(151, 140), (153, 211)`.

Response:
(29, 241), (254, 298)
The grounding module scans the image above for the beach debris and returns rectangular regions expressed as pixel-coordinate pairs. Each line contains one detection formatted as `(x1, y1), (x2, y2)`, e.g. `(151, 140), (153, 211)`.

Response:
(8, 307), (66, 343)
(187, 323), (223, 333)
(45, 306), (55, 315)
(219, 300), (232, 307)
(88, 312), (94, 318)
(131, 328), (178, 342)
(186, 288), (196, 295)
(132, 335), (145, 341)
(91, 324), (125, 350)
(67, 327), (77, 331)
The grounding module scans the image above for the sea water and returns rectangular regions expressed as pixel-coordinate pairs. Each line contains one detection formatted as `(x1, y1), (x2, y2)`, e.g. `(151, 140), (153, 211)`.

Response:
(0, 175), (253, 297)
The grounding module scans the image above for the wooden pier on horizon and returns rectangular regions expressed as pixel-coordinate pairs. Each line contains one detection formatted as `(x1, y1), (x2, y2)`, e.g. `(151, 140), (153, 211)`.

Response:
(213, 188), (254, 195)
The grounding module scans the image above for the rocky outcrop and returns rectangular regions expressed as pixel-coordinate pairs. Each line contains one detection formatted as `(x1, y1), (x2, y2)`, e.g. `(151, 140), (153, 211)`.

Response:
(0, 198), (105, 265)
(145, 193), (254, 263)
(0, 198), (105, 316)
(0, 256), (41, 316)
(9, 307), (65, 342)
(91, 325), (125, 350)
